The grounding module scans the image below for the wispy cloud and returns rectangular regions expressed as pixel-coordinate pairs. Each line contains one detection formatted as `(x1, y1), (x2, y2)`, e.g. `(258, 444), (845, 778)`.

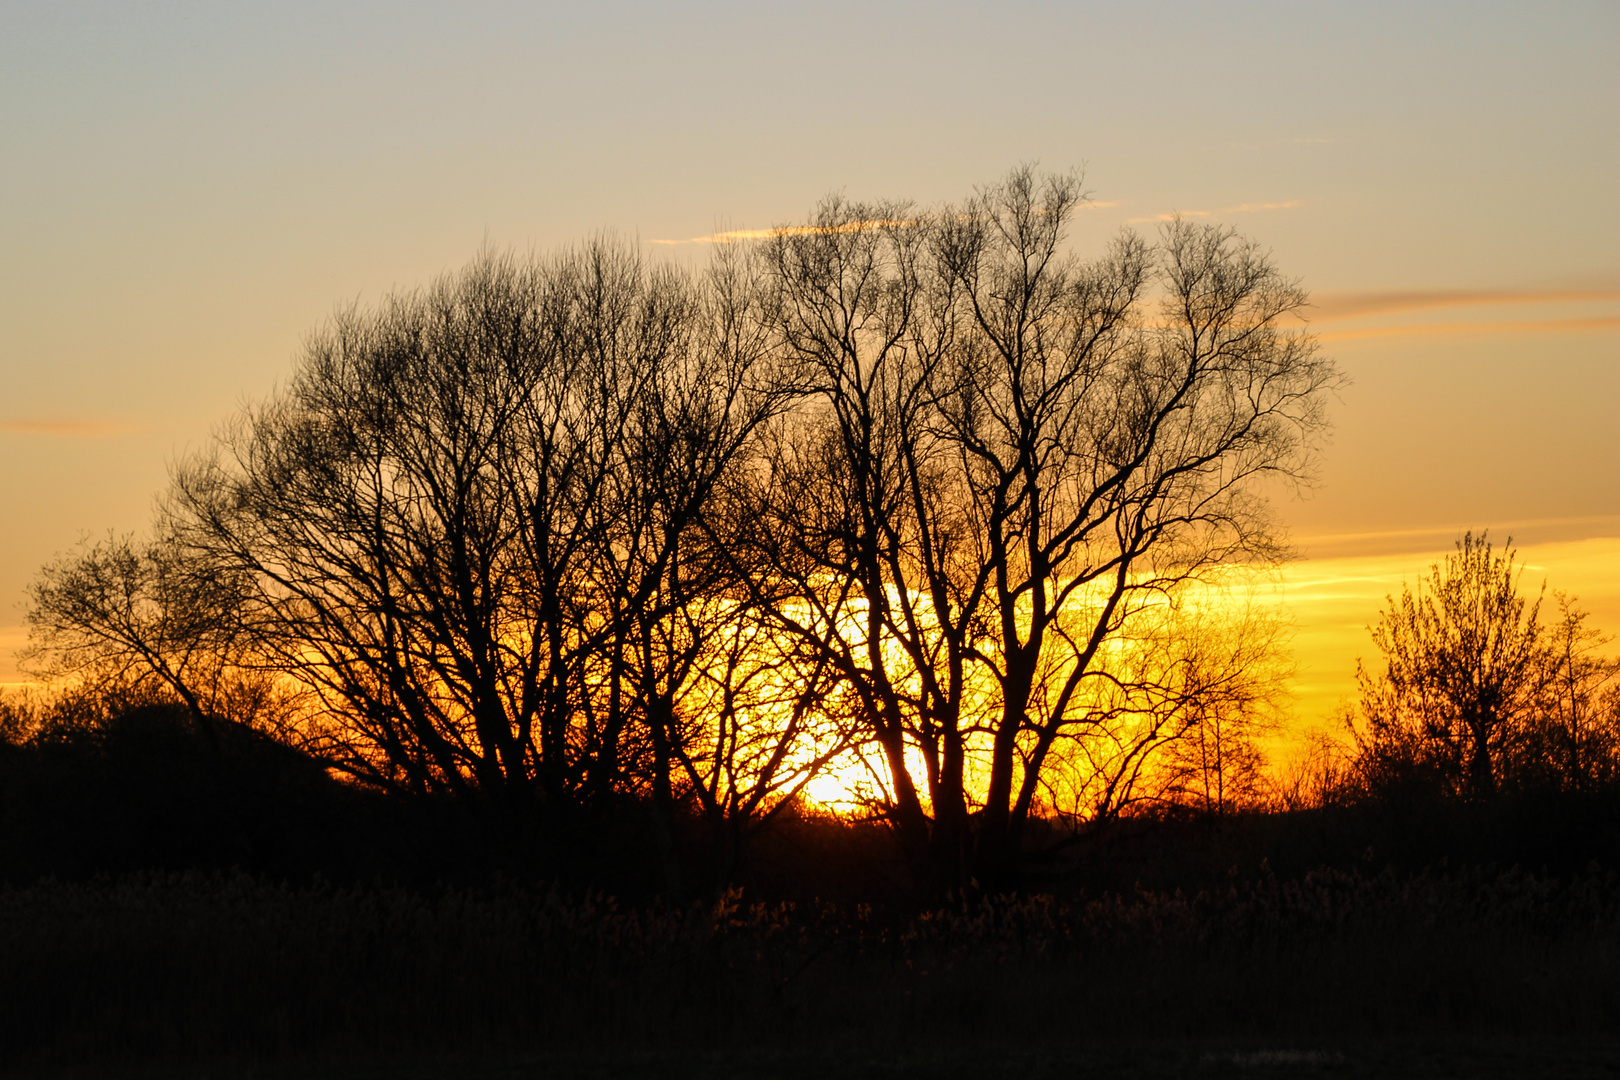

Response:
(1225, 200), (1303, 214)
(650, 219), (913, 245)
(1317, 316), (1619, 342)
(0, 418), (140, 436)
(1308, 288), (1620, 323)
(1125, 200), (1301, 224)
(1292, 516), (1620, 559)
(652, 201), (1124, 245)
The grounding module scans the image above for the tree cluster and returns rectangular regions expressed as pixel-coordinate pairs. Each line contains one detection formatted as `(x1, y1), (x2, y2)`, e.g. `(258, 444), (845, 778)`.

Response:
(24, 168), (1340, 893)
(1351, 532), (1620, 801)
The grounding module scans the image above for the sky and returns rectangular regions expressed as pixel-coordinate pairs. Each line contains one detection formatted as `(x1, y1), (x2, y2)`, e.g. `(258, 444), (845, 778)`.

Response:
(2, 0), (1617, 739)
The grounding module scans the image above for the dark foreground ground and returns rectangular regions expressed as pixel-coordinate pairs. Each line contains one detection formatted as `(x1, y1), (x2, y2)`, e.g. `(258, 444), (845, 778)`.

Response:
(6, 706), (1619, 1076)
(10, 1040), (1620, 1080)
(2, 866), (1617, 1079)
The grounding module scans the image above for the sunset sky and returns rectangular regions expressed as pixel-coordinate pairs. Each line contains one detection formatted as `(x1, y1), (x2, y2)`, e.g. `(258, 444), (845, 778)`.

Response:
(2, 1), (1616, 742)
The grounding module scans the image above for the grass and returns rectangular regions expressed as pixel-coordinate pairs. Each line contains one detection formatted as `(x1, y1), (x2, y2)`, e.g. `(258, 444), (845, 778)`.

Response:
(2, 864), (1617, 1076)
(11, 1039), (1620, 1079)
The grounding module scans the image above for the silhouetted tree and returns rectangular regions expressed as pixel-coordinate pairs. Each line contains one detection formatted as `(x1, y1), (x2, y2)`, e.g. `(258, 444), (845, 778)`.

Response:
(737, 193), (972, 884)
(745, 167), (1337, 888)
(1270, 730), (1356, 812)
(1042, 592), (1289, 822)
(166, 242), (790, 828)
(944, 184), (1333, 884)
(584, 243), (814, 891)
(21, 533), (275, 736)
(1353, 532), (1545, 799)
(640, 588), (854, 895)
(19, 169), (1341, 895)
(0, 689), (38, 748)
(1521, 592), (1620, 792)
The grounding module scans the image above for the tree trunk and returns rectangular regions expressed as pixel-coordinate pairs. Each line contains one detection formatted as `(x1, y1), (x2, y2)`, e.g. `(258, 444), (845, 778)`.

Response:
(646, 694), (685, 901)
(1469, 718), (1496, 799)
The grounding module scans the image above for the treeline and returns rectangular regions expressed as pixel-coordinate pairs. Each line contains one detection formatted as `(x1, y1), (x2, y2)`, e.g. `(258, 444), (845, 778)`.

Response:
(8, 680), (1620, 901)
(13, 167), (1620, 901)
(17, 168), (1343, 897)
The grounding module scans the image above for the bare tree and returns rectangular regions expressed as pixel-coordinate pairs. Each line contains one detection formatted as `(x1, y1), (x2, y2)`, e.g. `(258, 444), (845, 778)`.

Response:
(739, 195), (974, 880)
(576, 241), (809, 888)
(1270, 729), (1357, 812)
(1523, 592), (1620, 792)
(743, 168), (1337, 889)
(1034, 588), (1288, 824)
(1155, 596), (1289, 816)
(938, 173), (1335, 882)
(22, 532), (267, 735)
(21, 169), (1336, 893)
(166, 241), (790, 822)
(640, 587), (852, 893)
(1354, 531), (1546, 799)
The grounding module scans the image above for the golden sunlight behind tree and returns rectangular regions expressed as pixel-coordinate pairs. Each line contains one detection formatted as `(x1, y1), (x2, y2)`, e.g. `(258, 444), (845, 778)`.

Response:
(740, 168), (1339, 887)
(164, 241), (793, 825)
(1352, 531), (1620, 801)
(21, 532), (280, 736)
(1353, 532), (1545, 798)
(24, 168), (1342, 895)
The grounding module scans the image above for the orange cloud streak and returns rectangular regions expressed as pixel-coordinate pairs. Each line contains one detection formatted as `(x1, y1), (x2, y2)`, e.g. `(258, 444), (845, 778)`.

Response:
(1316, 316), (1619, 342)
(1308, 288), (1620, 323)
(0, 419), (139, 436)
(653, 200), (1121, 245)
(1125, 200), (1302, 224)
(650, 219), (913, 245)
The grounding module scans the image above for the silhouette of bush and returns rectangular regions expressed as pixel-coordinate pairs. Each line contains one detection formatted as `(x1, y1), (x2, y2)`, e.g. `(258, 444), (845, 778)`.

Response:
(0, 695), (367, 882)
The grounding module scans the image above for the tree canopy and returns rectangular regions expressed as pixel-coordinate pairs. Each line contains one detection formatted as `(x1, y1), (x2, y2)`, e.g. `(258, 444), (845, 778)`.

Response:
(25, 168), (1345, 892)
(1353, 532), (1620, 799)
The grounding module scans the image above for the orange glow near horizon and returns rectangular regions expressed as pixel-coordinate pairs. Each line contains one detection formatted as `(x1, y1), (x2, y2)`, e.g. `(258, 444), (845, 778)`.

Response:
(1275, 533), (1620, 745)
(783, 531), (1620, 809)
(6, 533), (1617, 811)
(5, 531), (1617, 811)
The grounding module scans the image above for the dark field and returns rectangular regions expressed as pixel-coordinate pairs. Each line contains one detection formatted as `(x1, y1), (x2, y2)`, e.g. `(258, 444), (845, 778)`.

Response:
(3, 862), (1617, 1078)
(5, 702), (1619, 1077)
(14, 1041), (1620, 1079)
